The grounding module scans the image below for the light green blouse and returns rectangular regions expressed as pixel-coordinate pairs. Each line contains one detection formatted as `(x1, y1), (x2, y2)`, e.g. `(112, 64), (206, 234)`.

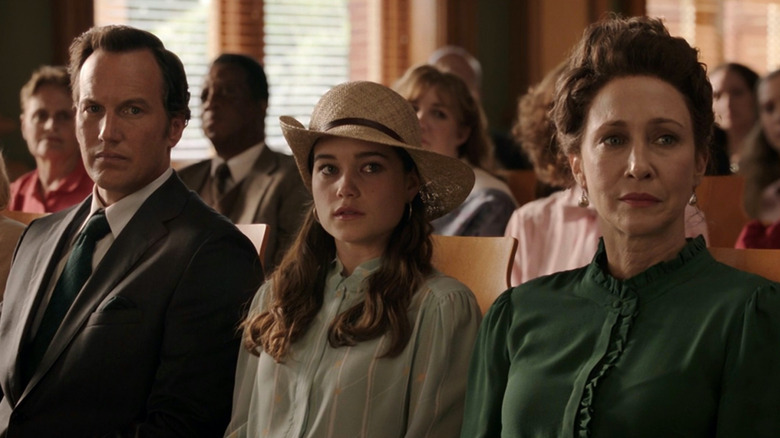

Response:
(226, 257), (481, 438)
(462, 236), (780, 437)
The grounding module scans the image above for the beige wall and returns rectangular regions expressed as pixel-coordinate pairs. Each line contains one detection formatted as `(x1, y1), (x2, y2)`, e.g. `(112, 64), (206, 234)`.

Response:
(530, 0), (590, 85)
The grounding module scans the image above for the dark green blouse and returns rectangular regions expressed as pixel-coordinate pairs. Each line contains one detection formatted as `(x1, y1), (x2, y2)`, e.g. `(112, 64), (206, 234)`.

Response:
(462, 236), (780, 437)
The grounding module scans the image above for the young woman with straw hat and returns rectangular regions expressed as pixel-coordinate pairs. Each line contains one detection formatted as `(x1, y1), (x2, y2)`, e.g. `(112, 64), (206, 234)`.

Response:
(225, 81), (481, 438)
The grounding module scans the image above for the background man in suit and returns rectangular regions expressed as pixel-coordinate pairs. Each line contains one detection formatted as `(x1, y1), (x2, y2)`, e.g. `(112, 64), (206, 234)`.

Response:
(0, 25), (263, 436)
(179, 54), (309, 271)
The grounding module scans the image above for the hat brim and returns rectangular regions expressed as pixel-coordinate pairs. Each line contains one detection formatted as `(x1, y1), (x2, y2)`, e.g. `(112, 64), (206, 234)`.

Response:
(280, 115), (474, 220)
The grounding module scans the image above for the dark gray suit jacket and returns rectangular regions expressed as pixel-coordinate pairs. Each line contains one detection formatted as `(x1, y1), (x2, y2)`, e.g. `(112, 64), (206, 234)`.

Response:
(0, 173), (263, 437)
(178, 145), (310, 271)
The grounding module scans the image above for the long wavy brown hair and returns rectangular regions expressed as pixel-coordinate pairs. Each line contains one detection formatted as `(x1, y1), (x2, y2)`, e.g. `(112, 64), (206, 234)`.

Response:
(242, 148), (434, 362)
(740, 70), (780, 218)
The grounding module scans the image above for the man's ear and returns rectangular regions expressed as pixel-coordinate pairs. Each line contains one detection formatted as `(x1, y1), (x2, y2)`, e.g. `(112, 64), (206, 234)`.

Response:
(166, 116), (186, 148)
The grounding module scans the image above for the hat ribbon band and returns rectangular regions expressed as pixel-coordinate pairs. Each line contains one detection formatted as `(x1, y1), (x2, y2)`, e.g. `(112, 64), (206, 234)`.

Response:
(321, 117), (403, 143)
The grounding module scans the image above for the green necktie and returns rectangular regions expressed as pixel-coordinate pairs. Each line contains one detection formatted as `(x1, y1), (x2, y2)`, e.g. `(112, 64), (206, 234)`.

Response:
(23, 211), (111, 383)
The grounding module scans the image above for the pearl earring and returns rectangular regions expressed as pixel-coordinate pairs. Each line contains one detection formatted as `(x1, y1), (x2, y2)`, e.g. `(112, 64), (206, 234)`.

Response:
(579, 190), (590, 208)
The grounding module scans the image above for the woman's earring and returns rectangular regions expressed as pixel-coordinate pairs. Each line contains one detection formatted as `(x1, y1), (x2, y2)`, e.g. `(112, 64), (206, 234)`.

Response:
(688, 192), (698, 206)
(407, 203), (413, 222)
(578, 190), (590, 208)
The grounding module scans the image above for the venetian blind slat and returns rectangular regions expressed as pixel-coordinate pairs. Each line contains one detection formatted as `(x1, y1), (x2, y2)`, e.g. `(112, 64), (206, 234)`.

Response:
(263, 0), (349, 153)
(95, 0), (210, 160)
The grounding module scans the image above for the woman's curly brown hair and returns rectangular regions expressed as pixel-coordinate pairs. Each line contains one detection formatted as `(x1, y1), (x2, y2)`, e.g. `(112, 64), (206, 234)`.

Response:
(512, 62), (572, 188)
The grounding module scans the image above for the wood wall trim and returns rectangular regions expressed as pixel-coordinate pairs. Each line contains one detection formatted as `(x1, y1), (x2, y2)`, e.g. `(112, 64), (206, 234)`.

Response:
(51, 0), (93, 65)
(210, 0), (264, 61)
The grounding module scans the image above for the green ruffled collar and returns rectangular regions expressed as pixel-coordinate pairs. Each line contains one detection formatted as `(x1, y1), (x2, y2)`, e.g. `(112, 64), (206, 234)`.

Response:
(587, 235), (709, 296)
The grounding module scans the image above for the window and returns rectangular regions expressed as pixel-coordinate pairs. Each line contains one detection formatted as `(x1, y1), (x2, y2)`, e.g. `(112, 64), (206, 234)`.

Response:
(263, 0), (350, 152)
(94, 0), (354, 159)
(647, 0), (780, 74)
(94, 0), (211, 160)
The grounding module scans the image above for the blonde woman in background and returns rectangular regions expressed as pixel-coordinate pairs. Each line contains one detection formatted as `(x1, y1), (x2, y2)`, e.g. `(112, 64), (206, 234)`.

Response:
(394, 65), (516, 236)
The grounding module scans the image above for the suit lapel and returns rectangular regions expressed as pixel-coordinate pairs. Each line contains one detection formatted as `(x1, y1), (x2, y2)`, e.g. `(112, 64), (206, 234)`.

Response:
(1, 201), (89, 404)
(235, 147), (279, 224)
(21, 175), (189, 398)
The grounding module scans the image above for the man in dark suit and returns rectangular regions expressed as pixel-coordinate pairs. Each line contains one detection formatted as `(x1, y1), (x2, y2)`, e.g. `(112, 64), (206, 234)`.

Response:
(0, 25), (263, 437)
(179, 54), (309, 271)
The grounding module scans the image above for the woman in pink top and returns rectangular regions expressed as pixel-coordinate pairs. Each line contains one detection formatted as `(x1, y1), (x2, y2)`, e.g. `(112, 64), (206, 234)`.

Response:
(505, 63), (708, 285)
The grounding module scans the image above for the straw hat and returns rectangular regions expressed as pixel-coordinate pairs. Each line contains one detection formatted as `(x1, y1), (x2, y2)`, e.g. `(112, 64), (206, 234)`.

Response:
(280, 81), (474, 220)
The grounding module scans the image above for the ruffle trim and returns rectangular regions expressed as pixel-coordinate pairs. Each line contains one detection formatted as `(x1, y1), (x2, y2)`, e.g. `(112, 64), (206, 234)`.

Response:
(588, 235), (707, 295)
(575, 305), (636, 436)
(571, 236), (708, 435)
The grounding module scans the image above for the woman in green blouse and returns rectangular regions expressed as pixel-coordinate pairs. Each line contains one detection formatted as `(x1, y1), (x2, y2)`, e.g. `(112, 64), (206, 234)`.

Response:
(462, 16), (780, 437)
(226, 81), (482, 437)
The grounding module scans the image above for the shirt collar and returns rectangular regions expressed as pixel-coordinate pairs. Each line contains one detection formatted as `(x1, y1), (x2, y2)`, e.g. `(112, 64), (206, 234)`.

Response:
(86, 167), (173, 238)
(210, 142), (265, 183)
(327, 257), (383, 296)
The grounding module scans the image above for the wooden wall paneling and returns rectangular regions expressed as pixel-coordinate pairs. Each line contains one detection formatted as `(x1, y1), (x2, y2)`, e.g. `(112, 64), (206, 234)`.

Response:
(211, 0), (264, 61)
(589, 0), (647, 19)
(443, 0), (478, 55)
(693, 0), (722, 71)
(381, 0), (412, 85)
(510, 0), (532, 105)
(406, 0), (479, 66)
(406, 0), (437, 69)
(51, 0), (93, 65)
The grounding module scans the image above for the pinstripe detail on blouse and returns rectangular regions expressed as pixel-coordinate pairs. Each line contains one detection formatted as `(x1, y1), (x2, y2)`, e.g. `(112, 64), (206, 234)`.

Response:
(225, 257), (482, 438)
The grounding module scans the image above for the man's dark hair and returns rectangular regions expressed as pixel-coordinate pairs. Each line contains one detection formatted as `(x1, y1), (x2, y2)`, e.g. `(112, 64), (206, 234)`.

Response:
(68, 24), (191, 123)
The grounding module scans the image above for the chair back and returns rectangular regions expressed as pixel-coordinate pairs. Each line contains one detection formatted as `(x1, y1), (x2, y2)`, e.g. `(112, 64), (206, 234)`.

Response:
(709, 246), (780, 282)
(0, 210), (49, 225)
(431, 234), (518, 314)
(696, 175), (750, 247)
(236, 223), (270, 271)
(501, 169), (538, 207)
